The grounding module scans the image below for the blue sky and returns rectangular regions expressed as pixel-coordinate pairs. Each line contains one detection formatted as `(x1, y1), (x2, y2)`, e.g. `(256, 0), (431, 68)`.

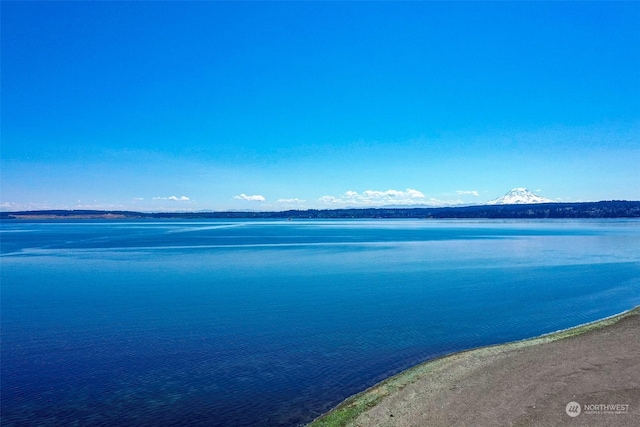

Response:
(2, 1), (639, 211)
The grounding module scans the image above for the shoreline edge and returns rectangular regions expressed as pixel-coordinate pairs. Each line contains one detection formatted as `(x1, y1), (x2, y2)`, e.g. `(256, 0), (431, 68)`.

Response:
(307, 306), (640, 426)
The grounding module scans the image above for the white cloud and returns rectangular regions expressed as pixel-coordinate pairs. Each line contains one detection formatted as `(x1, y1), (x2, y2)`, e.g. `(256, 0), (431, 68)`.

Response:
(153, 196), (190, 201)
(318, 195), (345, 205)
(0, 202), (26, 211)
(456, 190), (479, 197)
(234, 194), (266, 202)
(318, 188), (431, 206)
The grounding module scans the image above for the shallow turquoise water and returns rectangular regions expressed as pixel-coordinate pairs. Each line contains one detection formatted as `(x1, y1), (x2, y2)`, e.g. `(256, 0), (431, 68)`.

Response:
(1, 219), (639, 426)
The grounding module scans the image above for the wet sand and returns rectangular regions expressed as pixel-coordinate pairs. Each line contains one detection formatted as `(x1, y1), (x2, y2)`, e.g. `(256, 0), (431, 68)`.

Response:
(309, 307), (640, 426)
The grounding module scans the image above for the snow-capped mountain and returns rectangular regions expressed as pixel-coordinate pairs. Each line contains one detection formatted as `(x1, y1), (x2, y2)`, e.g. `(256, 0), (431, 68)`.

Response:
(486, 188), (554, 205)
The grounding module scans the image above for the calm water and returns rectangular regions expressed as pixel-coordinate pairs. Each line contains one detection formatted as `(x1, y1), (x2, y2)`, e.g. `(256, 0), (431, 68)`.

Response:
(2, 219), (639, 426)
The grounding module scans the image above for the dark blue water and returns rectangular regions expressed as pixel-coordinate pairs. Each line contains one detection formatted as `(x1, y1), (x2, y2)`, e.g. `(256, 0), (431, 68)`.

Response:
(2, 219), (639, 426)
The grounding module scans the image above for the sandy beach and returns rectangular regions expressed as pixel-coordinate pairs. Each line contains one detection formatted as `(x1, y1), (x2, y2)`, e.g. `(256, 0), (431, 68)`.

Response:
(310, 307), (640, 427)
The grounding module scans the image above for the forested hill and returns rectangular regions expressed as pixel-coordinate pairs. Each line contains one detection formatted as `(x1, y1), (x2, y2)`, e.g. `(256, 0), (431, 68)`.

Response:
(2, 201), (640, 220)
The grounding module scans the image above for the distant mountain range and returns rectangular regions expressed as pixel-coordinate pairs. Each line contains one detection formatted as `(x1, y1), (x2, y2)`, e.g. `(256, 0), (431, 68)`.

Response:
(486, 188), (554, 205)
(2, 200), (640, 219)
(2, 189), (638, 220)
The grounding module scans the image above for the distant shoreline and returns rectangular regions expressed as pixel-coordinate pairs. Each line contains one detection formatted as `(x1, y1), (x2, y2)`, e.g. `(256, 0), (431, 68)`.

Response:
(2, 200), (640, 220)
(308, 306), (640, 426)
